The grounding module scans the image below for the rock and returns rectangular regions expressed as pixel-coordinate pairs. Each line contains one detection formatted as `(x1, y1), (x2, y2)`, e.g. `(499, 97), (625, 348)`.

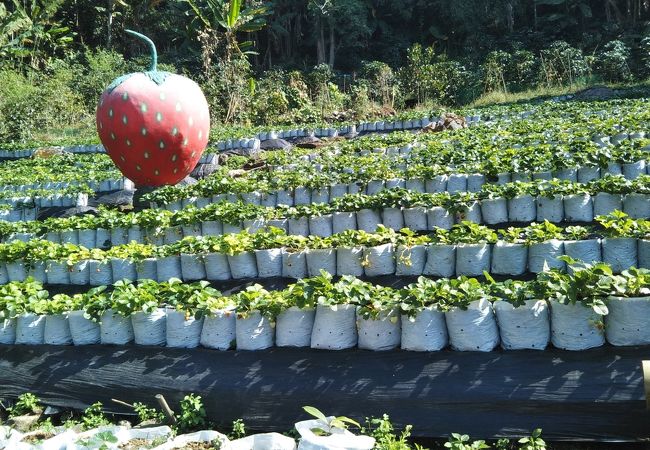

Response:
(260, 139), (293, 150)
(294, 136), (324, 149)
(191, 163), (219, 179)
(32, 147), (69, 159)
(179, 176), (198, 186)
(422, 113), (467, 133)
(46, 206), (100, 219)
(92, 189), (134, 208)
(572, 86), (620, 101)
(8, 414), (41, 432)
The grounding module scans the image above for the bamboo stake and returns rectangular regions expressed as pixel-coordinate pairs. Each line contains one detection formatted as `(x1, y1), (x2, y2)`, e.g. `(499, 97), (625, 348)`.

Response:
(155, 394), (177, 425)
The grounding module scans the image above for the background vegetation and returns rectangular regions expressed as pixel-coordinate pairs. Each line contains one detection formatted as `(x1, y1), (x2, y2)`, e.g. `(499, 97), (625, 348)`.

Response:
(3, 0), (650, 145)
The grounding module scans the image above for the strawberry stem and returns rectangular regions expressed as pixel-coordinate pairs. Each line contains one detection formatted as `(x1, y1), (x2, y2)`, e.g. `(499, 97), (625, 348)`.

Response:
(125, 29), (157, 72)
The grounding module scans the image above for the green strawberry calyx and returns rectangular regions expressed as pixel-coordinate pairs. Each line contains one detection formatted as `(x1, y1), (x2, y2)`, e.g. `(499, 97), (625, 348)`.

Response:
(105, 29), (171, 93)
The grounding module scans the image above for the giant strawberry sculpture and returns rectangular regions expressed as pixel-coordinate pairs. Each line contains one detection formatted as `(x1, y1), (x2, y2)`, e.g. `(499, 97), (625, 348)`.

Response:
(96, 30), (210, 187)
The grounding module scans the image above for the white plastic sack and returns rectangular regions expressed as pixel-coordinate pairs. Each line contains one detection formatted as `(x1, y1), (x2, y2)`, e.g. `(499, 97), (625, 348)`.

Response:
(493, 300), (549, 350)
(255, 249), (283, 278)
(0, 318), (16, 344)
(528, 240), (565, 273)
(132, 309), (167, 346)
(623, 193), (650, 219)
(134, 258), (157, 281)
(480, 198), (508, 225)
(602, 237), (637, 273)
(311, 304), (357, 350)
(357, 310), (401, 351)
(295, 419), (374, 450)
(332, 212), (357, 234)
(395, 245), (426, 276)
(309, 215), (333, 238)
(423, 244), (456, 277)
(205, 253), (231, 281)
(356, 209), (382, 233)
(508, 195), (536, 222)
(306, 249), (336, 277)
(44, 313), (72, 345)
(563, 194), (593, 222)
(236, 311), (274, 350)
(6, 260), (27, 282)
(336, 247), (364, 276)
(445, 299), (499, 352)
(226, 433), (296, 450)
(68, 310), (100, 345)
(154, 430), (229, 450)
(536, 196), (563, 223)
(180, 254), (207, 281)
(46, 260), (70, 284)
(228, 252), (258, 279)
(403, 207), (428, 231)
(593, 193), (622, 217)
(200, 309), (236, 350)
(363, 244), (395, 277)
(69, 425), (126, 450)
(69, 261), (90, 285)
(157, 256), (183, 281)
(111, 258), (137, 282)
(490, 242), (527, 276)
(166, 310), (203, 348)
(425, 175), (447, 193)
(15, 313), (45, 345)
(563, 240), (601, 272)
(381, 207), (404, 230)
(640, 239), (650, 269)
(605, 296), (650, 346)
(401, 307), (448, 352)
(276, 307), (315, 347)
(282, 250), (307, 279)
(455, 202), (482, 224)
(115, 425), (172, 448)
(288, 217), (310, 237)
(549, 300), (605, 350)
(101, 309), (134, 345)
(455, 243), (491, 277)
(89, 260), (113, 286)
(426, 207), (454, 230)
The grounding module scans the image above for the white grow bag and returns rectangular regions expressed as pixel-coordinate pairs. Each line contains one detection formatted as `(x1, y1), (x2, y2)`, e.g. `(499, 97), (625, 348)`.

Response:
(68, 310), (101, 345)
(200, 308), (236, 350)
(295, 418), (374, 450)
(44, 313), (73, 345)
(549, 300), (605, 350)
(493, 300), (550, 350)
(605, 296), (650, 346)
(311, 304), (357, 350)
(236, 311), (274, 350)
(401, 306), (448, 352)
(276, 307), (315, 347)
(445, 299), (499, 352)
(100, 309), (134, 345)
(166, 310), (203, 348)
(356, 309), (401, 351)
(15, 313), (45, 345)
(131, 309), (167, 346)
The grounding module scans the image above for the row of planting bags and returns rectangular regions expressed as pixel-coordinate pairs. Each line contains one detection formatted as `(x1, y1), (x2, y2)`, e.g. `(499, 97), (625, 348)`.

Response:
(0, 280), (645, 353)
(153, 159), (650, 211)
(0, 232), (647, 287)
(1, 419), (370, 449)
(0, 178), (127, 194)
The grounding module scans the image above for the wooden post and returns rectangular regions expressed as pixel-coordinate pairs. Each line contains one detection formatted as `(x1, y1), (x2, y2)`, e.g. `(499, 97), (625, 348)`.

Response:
(641, 360), (650, 410)
(156, 394), (177, 425)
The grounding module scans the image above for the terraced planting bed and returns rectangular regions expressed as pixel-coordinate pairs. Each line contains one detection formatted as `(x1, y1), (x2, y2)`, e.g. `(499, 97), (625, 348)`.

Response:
(0, 96), (649, 448)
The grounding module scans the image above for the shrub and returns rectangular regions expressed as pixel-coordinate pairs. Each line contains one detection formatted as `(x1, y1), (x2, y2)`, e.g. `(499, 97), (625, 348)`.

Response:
(540, 41), (590, 86)
(359, 60), (397, 107)
(596, 40), (632, 83)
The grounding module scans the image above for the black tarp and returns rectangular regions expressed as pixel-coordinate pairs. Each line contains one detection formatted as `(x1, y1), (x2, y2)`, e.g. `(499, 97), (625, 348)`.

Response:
(0, 344), (649, 441)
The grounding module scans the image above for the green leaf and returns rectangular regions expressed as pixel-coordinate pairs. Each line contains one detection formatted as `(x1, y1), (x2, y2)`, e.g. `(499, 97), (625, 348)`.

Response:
(302, 406), (328, 423)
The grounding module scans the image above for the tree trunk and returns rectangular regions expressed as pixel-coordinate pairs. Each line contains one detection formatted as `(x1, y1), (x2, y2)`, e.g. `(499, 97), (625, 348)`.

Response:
(506, 2), (514, 32)
(533, 0), (538, 30)
(328, 20), (335, 68)
(316, 17), (325, 64)
(107, 0), (114, 48)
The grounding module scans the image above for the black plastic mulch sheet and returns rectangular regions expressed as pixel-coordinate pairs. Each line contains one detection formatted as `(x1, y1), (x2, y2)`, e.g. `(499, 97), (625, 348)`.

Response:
(0, 344), (649, 441)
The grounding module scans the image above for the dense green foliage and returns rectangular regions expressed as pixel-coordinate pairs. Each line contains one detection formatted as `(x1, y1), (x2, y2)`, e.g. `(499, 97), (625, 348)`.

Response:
(3, 0), (650, 145)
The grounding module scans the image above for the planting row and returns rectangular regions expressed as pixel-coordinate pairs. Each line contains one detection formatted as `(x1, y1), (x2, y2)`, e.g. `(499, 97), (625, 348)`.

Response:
(0, 263), (647, 352)
(0, 217), (647, 286)
(4, 177), (648, 245)
(0, 153), (123, 187)
(144, 145), (650, 206)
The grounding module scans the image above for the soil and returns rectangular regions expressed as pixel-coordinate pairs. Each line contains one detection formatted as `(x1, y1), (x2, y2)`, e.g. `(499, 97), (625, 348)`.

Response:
(23, 430), (55, 443)
(572, 86), (621, 101)
(176, 440), (222, 449)
(119, 438), (153, 449)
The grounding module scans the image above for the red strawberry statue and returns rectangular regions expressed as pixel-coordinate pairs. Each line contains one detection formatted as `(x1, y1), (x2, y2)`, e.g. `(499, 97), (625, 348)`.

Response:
(96, 30), (210, 187)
